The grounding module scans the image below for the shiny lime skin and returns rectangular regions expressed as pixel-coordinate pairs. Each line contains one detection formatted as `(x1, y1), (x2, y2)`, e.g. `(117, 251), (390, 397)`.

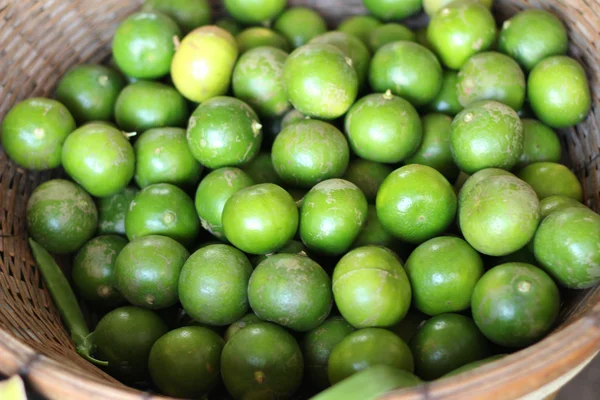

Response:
(283, 44), (358, 119)
(427, 70), (463, 116)
(125, 183), (200, 246)
(222, 183), (299, 255)
(300, 179), (368, 256)
(272, 119), (350, 188)
(528, 56), (591, 128)
(534, 207), (600, 289)
(409, 313), (490, 380)
(457, 52), (526, 111)
(368, 23), (416, 52)
(62, 123), (134, 197)
(224, 0), (286, 25)
(72, 235), (127, 308)
(352, 206), (397, 249)
(328, 328), (414, 385)
(540, 195), (588, 219)
(94, 306), (168, 384)
(195, 168), (254, 240)
(115, 235), (188, 309)
(134, 127), (203, 189)
(362, 0), (422, 21)
(248, 254), (332, 331)
(406, 113), (459, 181)
(427, 1), (496, 70)
(115, 81), (188, 132)
(143, 0), (211, 33)
(498, 9), (568, 71)
(376, 165), (457, 244)
(345, 93), (422, 164)
(450, 101), (524, 174)
(459, 175), (540, 256)
(224, 313), (262, 341)
(242, 152), (282, 185)
(369, 41), (443, 107)
(424, 0), (493, 16)
(221, 322), (303, 400)
(148, 326), (224, 398)
(1, 98), (75, 170)
(405, 236), (484, 316)
(333, 246), (411, 328)
(472, 263), (559, 348)
(187, 96), (262, 169)
(232, 46), (290, 118)
(236, 28), (290, 53)
(27, 180), (97, 254)
(443, 355), (506, 378)
(56, 64), (125, 123)
(112, 11), (181, 79)
(337, 15), (382, 46)
(215, 18), (242, 36)
(274, 7), (328, 48)
(179, 244), (253, 325)
(343, 159), (393, 203)
(516, 119), (562, 169)
(301, 316), (356, 390)
(517, 162), (583, 202)
(97, 186), (138, 236)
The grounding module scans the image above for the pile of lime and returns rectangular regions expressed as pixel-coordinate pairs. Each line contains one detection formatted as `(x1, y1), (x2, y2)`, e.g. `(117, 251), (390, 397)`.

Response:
(3, 0), (599, 398)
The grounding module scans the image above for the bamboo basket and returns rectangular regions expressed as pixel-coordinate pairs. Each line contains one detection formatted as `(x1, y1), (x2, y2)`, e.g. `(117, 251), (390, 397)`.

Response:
(0, 0), (599, 399)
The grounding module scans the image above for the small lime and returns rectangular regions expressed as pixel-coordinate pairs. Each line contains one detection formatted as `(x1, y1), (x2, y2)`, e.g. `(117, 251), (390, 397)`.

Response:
(224, 0), (286, 25)
(516, 119), (562, 169)
(337, 15), (382, 46)
(274, 7), (328, 48)
(143, 0), (211, 33)
(242, 152), (282, 185)
(540, 195), (588, 219)
(427, 70), (463, 116)
(97, 187), (138, 236)
(362, 0), (422, 21)
(343, 159), (393, 203)
(517, 162), (583, 201)
(352, 206), (398, 250)
(368, 23), (416, 52)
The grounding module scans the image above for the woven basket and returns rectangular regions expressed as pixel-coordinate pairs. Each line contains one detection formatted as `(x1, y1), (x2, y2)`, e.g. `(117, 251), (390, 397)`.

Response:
(1, 0), (599, 399)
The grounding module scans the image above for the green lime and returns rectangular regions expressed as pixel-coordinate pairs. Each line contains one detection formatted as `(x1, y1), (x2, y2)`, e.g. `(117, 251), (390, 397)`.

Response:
(251, 239), (307, 266)
(224, 313), (262, 341)
(248, 254), (332, 331)
(187, 96), (263, 169)
(148, 326), (224, 397)
(473, 263), (560, 348)
(498, 9), (568, 71)
(362, 0), (422, 21)
(534, 207), (600, 289)
(368, 23), (416, 52)
(387, 308), (429, 343)
(517, 162), (583, 201)
(1, 98), (75, 170)
(73, 235), (127, 308)
(343, 159), (393, 204)
(405, 236), (484, 316)
(333, 246), (411, 328)
(97, 186), (138, 236)
(540, 195), (588, 219)
(450, 100), (524, 174)
(424, 0), (492, 16)
(337, 15), (382, 46)
(352, 205), (397, 250)
(369, 41), (443, 107)
(376, 165), (457, 244)
(409, 313), (490, 380)
(427, 70), (463, 116)
(345, 92), (422, 164)
(215, 18), (242, 36)
(328, 328), (414, 385)
(27, 179), (97, 254)
(56, 64), (125, 123)
(93, 306), (168, 383)
(300, 179), (368, 256)
(527, 56), (591, 128)
(224, 0), (286, 25)
(143, 0), (211, 33)
(222, 183), (299, 254)
(125, 183), (200, 246)
(457, 168), (514, 207)
(236, 28), (290, 53)
(274, 7), (328, 48)
(443, 355), (506, 378)
(272, 119), (350, 188)
(179, 244), (253, 325)
(171, 26), (238, 103)
(283, 43), (358, 119)
(134, 127), (203, 190)
(516, 119), (562, 169)
(112, 11), (181, 79)
(221, 322), (303, 399)
(242, 152), (282, 185)
(427, 1), (496, 69)
(459, 174), (540, 256)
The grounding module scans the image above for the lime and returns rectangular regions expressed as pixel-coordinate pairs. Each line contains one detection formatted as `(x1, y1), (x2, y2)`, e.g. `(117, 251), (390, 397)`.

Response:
(424, 0), (492, 16)
(56, 64), (125, 123)
(221, 322), (303, 400)
(215, 18), (242, 36)
(516, 119), (562, 169)
(427, 70), (463, 116)
(328, 328), (414, 385)
(242, 152), (282, 185)
(457, 168), (514, 208)
(224, 0), (286, 25)
(517, 162), (583, 201)
(345, 92), (422, 164)
(443, 355), (506, 378)
(409, 313), (490, 380)
(362, 0), (422, 21)
(337, 15), (382, 46)
(187, 96), (262, 169)
(498, 9), (568, 71)
(112, 11), (181, 79)
(143, 0), (211, 33)
(540, 195), (588, 219)
(224, 313), (262, 341)
(1, 98), (75, 170)
(72, 235), (127, 308)
(368, 23), (416, 52)
(222, 183), (299, 254)
(352, 205), (397, 250)
(343, 159), (393, 204)
(148, 326), (224, 397)
(450, 101), (524, 174)
(473, 263), (560, 348)
(274, 7), (328, 48)
(97, 186), (138, 236)
(283, 43), (358, 119)
(236, 28), (291, 53)
(376, 165), (457, 244)
(333, 246), (411, 328)
(27, 179), (97, 254)
(534, 207), (600, 289)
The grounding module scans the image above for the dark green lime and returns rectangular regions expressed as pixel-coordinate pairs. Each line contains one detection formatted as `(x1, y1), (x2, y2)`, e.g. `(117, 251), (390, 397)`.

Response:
(343, 159), (393, 203)
(274, 7), (328, 48)
(215, 18), (242, 36)
(427, 70), (463, 116)
(352, 205), (397, 250)
(242, 152), (282, 185)
(97, 186), (138, 236)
